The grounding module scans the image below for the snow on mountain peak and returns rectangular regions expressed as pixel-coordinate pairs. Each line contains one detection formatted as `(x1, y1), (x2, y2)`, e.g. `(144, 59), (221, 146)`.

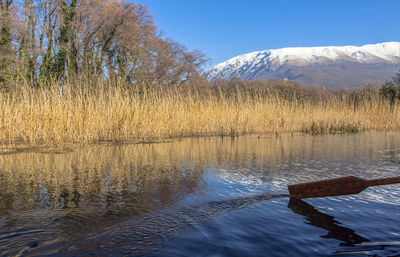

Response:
(206, 42), (400, 81)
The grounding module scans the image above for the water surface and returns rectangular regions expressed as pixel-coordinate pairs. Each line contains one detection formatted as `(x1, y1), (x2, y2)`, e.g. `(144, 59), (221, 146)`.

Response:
(0, 132), (400, 256)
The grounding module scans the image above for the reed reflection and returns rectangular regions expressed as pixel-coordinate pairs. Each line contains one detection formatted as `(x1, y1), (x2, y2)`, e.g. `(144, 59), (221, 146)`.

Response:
(0, 133), (399, 255)
(0, 133), (398, 214)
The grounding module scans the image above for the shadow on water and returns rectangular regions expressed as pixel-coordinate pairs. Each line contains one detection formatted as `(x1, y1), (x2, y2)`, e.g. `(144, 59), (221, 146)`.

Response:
(1, 133), (400, 256)
(288, 197), (369, 247)
(288, 198), (400, 256)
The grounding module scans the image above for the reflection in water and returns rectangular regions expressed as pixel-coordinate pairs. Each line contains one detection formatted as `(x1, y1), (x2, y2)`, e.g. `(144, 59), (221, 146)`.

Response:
(288, 197), (369, 246)
(1, 133), (399, 214)
(334, 241), (400, 256)
(0, 192), (288, 256)
(67, 192), (288, 256)
(0, 132), (399, 256)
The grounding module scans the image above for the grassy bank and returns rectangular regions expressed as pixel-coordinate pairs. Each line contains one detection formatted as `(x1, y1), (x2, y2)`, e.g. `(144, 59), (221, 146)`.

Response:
(1, 81), (399, 146)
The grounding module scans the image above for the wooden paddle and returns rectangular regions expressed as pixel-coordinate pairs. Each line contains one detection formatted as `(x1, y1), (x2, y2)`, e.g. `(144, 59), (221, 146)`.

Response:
(288, 176), (400, 199)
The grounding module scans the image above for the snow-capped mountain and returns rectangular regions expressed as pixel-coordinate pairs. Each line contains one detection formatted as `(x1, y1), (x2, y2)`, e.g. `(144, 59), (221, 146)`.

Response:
(205, 42), (400, 89)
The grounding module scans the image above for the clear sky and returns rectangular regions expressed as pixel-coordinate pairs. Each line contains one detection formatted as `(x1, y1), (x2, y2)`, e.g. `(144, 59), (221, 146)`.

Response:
(134, 0), (400, 68)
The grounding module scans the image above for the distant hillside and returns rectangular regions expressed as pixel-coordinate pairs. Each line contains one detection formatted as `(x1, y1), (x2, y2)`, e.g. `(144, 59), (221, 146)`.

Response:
(205, 42), (400, 89)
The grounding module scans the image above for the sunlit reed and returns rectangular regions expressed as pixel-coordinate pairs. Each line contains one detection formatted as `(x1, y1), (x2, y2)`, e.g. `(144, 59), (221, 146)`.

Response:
(0, 81), (399, 146)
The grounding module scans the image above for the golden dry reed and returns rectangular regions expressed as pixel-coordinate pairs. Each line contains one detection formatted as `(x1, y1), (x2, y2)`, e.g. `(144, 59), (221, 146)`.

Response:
(0, 81), (400, 146)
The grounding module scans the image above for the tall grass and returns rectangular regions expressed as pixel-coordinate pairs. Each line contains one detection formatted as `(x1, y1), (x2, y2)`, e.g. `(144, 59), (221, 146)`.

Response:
(0, 81), (399, 146)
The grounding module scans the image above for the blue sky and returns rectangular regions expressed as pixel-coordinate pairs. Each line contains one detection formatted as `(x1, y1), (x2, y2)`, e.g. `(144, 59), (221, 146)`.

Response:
(134, 0), (400, 68)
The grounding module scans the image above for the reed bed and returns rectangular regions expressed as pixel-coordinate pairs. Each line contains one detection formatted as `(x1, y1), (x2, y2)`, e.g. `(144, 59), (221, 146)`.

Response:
(0, 81), (399, 146)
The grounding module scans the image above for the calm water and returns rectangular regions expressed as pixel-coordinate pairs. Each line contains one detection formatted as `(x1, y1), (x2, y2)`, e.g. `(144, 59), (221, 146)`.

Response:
(0, 132), (400, 256)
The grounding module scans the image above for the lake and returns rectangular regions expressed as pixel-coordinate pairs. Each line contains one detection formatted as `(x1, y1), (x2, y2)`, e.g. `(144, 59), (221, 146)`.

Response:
(0, 132), (400, 256)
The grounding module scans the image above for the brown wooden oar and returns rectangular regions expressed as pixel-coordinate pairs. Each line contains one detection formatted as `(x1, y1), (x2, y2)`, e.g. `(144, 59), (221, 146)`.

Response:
(288, 176), (400, 199)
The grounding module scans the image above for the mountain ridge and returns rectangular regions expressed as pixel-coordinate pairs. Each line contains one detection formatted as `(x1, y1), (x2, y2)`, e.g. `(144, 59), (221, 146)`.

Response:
(205, 42), (400, 89)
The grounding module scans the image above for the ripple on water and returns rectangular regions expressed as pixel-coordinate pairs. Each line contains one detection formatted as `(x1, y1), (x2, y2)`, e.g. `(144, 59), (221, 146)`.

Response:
(0, 133), (400, 256)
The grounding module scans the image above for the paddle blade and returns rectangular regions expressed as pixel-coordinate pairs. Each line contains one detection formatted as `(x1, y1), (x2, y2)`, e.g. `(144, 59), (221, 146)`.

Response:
(288, 176), (367, 199)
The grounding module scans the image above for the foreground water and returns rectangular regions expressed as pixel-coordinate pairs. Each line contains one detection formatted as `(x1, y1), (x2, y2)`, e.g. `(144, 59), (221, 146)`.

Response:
(0, 132), (400, 256)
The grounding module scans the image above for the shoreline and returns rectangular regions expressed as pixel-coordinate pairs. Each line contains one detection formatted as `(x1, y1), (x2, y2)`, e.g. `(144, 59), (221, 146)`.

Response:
(1, 82), (400, 148)
(2, 129), (400, 154)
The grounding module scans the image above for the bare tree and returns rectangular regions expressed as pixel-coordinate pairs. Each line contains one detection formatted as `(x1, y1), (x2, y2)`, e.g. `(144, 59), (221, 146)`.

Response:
(0, 0), (15, 85)
(0, 0), (206, 88)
